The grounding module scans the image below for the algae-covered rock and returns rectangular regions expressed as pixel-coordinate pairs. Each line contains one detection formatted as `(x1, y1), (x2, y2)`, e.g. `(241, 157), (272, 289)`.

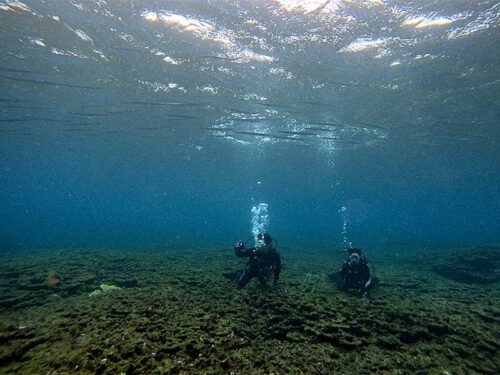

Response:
(1, 248), (499, 374)
(376, 335), (402, 349)
(113, 278), (139, 288)
(99, 284), (121, 292)
(431, 245), (500, 284)
(89, 284), (121, 297)
(88, 289), (103, 298)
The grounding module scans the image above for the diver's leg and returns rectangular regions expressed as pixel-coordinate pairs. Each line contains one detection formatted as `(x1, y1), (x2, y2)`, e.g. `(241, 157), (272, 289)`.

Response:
(339, 263), (349, 289)
(257, 273), (267, 287)
(237, 269), (254, 289)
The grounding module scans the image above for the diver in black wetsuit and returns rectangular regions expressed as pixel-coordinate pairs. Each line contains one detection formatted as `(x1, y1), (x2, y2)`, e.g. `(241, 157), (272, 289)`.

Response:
(338, 247), (375, 297)
(234, 233), (281, 289)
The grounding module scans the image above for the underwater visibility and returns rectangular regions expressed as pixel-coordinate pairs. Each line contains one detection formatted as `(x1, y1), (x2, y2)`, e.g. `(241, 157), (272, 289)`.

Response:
(0, 0), (499, 374)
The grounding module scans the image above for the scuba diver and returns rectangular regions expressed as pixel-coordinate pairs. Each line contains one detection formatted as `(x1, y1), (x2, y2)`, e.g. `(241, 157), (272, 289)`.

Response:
(338, 247), (377, 301)
(234, 233), (281, 289)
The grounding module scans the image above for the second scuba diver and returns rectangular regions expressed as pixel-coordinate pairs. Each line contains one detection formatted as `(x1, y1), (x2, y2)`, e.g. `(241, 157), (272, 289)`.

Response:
(234, 233), (281, 289)
(338, 247), (377, 301)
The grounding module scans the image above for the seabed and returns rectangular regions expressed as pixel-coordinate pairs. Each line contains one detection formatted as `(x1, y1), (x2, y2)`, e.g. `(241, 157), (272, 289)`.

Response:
(0, 246), (498, 374)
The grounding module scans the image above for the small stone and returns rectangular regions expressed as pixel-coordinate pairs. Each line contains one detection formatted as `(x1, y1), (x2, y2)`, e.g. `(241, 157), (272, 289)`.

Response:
(88, 290), (103, 298)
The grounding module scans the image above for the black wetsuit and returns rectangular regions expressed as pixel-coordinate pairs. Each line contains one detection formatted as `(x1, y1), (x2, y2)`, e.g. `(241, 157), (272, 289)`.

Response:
(235, 245), (281, 289)
(339, 250), (372, 293)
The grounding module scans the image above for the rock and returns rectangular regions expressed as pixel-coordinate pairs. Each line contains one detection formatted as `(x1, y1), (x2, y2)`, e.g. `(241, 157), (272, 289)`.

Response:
(114, 279), (139, 288)
(431, 246), (500, 284)
(376, 335), (402, 349)
(88, 290), (103, 298)
(89, 283), (121, 297)
(99, 284), (121, 292)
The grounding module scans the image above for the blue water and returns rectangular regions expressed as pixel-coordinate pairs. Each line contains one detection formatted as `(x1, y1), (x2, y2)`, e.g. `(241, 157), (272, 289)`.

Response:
(0, 0), (499, 252)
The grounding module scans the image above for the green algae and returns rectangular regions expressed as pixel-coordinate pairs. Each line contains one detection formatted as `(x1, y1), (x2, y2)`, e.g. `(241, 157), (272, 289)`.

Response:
(99, 284), (121, 292)
(88, 284), (122, 297)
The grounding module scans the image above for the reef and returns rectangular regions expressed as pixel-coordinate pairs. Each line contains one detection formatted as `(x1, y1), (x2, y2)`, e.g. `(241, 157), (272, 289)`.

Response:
(0, 247), (498, 374)
(430, 245), (500, 284)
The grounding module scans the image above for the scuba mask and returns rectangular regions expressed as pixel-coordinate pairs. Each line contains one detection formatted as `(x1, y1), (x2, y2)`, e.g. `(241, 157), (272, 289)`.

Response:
(349, 253), (361, 267)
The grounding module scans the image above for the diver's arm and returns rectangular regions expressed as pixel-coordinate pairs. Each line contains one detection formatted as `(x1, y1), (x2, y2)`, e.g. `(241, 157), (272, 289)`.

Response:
(361, 263), (370, 279)
(234, 245), (255, 257)
(359, 264), (371, 292)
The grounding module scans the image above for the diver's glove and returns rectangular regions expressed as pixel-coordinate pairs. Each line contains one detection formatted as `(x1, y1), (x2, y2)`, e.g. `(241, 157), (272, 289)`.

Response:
(234, 241), (245, 250)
